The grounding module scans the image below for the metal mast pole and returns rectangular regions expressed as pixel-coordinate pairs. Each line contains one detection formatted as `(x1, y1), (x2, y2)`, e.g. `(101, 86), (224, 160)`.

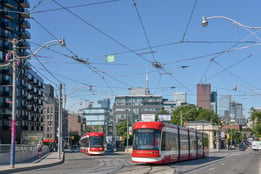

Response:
(10, 39), (18, 168)
(58, 84), (62, 159)
(126, 114), (128, 151)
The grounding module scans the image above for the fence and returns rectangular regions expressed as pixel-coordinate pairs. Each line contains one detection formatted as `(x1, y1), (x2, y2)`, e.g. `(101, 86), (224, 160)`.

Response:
(0, 144), (37, 153)
(0, 144), (49, 165)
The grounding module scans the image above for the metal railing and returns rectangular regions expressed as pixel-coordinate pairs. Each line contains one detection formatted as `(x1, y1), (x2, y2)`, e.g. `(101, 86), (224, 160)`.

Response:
(0, 144), (39, 153)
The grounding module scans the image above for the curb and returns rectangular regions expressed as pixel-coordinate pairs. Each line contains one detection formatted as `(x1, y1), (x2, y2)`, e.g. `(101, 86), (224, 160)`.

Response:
(0, 153), (64, 174)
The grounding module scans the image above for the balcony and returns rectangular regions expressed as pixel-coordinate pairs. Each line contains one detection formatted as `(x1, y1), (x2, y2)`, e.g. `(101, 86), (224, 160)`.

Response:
(19, 31), (31, 40)
(20, 9), (30, 18)
(3, 0), (16, 8)
(3, 11), (16, 20)
(0, 103), (11, 109)
(1, 21), (16, 31)
(1, 68), (12, 74)
(21, 20), (30, 29)
(0, 31), (12, 40)
(27, 105), (33, 110)
(0, 42), (11, 50)
(1, 79), (11, 85)
(1, 91), (11, 97)
(19, 0), (30, 8)
(19, 40), (30, 49)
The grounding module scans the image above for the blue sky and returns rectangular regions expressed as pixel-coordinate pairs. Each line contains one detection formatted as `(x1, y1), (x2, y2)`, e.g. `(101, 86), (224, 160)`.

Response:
(28, 0), (261, 116)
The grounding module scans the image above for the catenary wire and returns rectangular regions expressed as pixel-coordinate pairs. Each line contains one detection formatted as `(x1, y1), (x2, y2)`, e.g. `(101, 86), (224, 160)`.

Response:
(181, 0), (198, 42)
(31, 0), (120, 14)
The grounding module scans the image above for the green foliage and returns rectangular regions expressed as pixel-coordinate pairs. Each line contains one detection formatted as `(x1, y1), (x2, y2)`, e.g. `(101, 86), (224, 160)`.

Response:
(250, 109), (261, 138)
(116, 120), (133, 146)
(116, 120), (128, 137)
(228, 129), (242, 144)
(171, 105), (221, 125)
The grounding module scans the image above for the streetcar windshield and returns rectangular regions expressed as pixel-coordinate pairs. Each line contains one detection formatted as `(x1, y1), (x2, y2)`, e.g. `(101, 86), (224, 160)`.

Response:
(90, 136), (104, 147)
(133, 129), (161, 150)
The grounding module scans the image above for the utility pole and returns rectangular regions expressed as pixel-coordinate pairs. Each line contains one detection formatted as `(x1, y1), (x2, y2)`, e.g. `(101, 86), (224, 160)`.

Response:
(58, 83), (63, 159)
(10, 38), (18, 168)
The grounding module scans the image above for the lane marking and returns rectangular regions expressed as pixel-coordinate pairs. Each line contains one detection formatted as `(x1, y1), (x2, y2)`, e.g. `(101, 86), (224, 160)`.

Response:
(209, 167), (215, 171)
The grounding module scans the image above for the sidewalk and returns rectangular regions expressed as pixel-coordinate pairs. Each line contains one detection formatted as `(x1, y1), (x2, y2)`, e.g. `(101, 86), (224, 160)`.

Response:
(0, 152), (64, 174)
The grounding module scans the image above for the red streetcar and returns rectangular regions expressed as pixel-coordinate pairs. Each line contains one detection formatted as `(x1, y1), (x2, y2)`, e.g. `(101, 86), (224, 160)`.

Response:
(132, 121), (208, 164)
(79, 132), (105, 155)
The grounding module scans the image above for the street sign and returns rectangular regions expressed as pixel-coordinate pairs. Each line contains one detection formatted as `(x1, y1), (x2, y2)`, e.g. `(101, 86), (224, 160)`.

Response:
(141, 114), (155, 121)
(106, 55), (116, 63)
(158, 114), (171, 121)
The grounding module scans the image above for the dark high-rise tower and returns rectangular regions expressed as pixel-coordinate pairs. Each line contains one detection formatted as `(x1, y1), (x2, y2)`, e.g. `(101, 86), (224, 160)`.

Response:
(0, 0), (44, 144)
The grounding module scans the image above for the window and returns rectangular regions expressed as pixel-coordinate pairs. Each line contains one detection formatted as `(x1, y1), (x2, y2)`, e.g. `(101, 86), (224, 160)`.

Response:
(133, 129), (161, 150)
(161, 131), (178, 152)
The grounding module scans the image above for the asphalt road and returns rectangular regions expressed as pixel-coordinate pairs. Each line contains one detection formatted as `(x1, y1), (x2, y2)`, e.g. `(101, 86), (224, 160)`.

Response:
(14, 150), (260, 174)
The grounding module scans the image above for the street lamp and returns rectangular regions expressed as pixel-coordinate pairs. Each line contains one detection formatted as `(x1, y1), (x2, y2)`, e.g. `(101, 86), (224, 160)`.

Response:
(180, 107), (197, 126)
(8, 38), (65, 168)
(201, 16), (261, 29)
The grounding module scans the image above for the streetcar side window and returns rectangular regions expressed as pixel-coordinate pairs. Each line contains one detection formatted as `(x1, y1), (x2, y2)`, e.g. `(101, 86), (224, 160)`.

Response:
(190, 135), (196, 152)
(162, 131), (178, 152)
(180, 134), (189, 151)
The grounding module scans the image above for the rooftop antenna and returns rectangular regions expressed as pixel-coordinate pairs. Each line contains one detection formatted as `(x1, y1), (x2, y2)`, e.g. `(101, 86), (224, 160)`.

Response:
(146, 70), (150, 95)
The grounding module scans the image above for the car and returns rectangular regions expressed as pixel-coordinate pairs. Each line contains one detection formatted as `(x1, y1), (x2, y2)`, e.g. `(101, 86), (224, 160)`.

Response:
(239, 143), (248, 151)
(70, 146), (78, 153)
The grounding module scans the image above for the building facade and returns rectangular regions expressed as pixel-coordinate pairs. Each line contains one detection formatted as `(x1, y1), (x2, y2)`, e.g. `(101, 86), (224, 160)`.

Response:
(173, 92), (186, 106)
(218, 95), (231, 117)
(43, 84), (58, 144)
(197, 84), (211, 110)
(68, 113), (86, 138)
(0, 0), (45, 144)
(210, 91), (217, 113)
(112, 88), (163, 148)
(80, 99), (110, 132)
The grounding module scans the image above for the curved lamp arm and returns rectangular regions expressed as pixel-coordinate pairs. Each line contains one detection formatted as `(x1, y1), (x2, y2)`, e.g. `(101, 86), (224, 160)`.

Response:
(19, 38), (66, 59)
(202, 16), (261, 29)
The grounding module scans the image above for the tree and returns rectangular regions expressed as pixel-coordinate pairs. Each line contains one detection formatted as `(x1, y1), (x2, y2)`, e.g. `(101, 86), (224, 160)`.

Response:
(116, 120), (133, 146)
(195, 107), (221, 125)
(171, 105), (198, 125)
(171, 105), (221, 125)
(228, 129), (242, 145)
(116, 121), (127, 137)
(250, 109), (261, 138)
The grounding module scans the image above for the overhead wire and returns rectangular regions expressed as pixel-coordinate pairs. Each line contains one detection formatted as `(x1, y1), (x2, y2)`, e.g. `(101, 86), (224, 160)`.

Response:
(31, 64), (57, 86)
(132, 0), (157, 63)
(31, 0), (120, 14)
(181, 0), (198, 42)
(30, 1), (261, 100)
(30, 0), (45, 13)
(208, 48), (261, 90)
(199, 30), (261, 82)
(30, 17), (129, 92)
(51, 0), (152, 64)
